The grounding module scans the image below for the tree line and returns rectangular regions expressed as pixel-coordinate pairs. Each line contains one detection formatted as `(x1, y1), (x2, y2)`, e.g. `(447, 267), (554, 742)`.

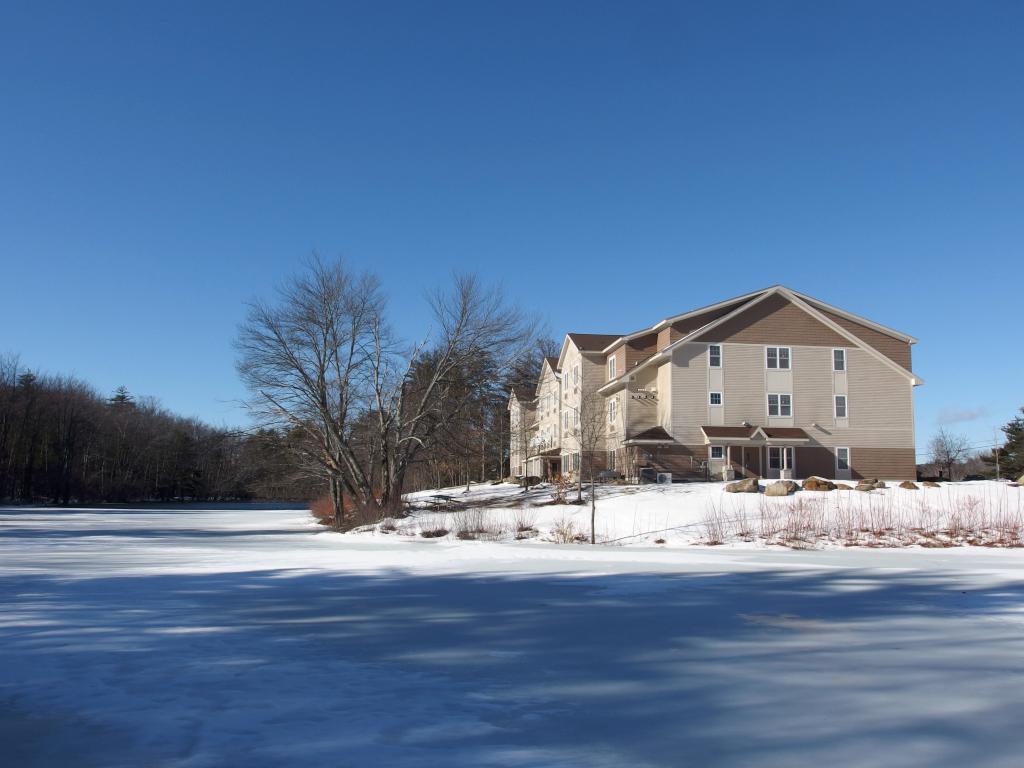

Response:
(0, 356), (316, 504)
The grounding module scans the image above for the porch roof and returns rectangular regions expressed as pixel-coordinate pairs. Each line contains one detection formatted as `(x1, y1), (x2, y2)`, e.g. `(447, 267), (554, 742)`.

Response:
(701, 425), (811, 445)
(527, 447), (561, 460)
(622, 426), (676, 445)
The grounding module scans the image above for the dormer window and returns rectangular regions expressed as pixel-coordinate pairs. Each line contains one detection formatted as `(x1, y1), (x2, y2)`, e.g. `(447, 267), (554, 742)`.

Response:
(607, 357), (617, 380)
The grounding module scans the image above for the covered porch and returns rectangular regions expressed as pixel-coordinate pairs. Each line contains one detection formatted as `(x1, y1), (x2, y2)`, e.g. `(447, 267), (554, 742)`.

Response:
(701, 426), (812, 481)
(526, 447), (562, 480)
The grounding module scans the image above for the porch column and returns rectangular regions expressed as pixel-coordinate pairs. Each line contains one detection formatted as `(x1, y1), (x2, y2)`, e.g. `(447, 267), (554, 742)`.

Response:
(782, 446), (788, 472)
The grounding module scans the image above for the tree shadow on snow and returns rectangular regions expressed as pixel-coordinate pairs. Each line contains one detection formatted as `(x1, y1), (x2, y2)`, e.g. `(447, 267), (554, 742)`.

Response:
(2, 565), (1024, 767)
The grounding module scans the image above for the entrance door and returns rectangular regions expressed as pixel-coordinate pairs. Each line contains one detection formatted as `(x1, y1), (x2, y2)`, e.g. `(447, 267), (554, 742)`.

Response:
(742, 447), (758, 478)
(766, 447), (795, 479)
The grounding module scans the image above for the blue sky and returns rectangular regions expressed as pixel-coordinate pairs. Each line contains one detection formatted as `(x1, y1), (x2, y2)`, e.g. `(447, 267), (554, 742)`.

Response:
(1, 1), (1021, 457)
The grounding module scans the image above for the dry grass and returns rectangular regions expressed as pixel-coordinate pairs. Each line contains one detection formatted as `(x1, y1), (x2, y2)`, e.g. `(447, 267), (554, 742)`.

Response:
(548, 515), (586, 544)
(701, 484), (1024, 549)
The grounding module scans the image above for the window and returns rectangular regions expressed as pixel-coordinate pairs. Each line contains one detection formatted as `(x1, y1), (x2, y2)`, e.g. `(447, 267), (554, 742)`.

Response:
(563, 411), (569, 429)
(710, 445), (724, 459)
(769, 447), (794, 470)
(608, 398), (617, 424)
(833, 349), (846, 372)
(573, 365), (579, 385)
(573, 452), (580, 471)
(607, 450), (616, 470)
(768, 393), (792, 417)
(708, 344), (722, 368)
(709, 391), (723, 406)
(766, 346), (791, 370)
(607, 357), (617, 379)
(573, 408), (579, 426)
(836, 447), (850, 472)
(834, 395), (847, 419)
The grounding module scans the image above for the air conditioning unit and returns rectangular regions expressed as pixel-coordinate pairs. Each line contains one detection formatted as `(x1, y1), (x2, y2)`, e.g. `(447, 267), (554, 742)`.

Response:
(657, 473), (672, 485)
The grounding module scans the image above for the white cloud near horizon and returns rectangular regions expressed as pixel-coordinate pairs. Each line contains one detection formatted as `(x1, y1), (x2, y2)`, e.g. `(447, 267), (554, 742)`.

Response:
(936, 406), (988, 425)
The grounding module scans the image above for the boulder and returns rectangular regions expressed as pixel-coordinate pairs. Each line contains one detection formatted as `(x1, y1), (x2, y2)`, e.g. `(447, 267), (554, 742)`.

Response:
(802, 477), (837, 492)
(1017, 474), (1024, 485)
(873, 481), (887, 489)
(765, 480), (799, 497)
(899, 480), (919, 490)
(834, 483), (853, 490)
(921, 480), (941, 488)
(724, 477), (760, 494)
(855, 482), (875, 492)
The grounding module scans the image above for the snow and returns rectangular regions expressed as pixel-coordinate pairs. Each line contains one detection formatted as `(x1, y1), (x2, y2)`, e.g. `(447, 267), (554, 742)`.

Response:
(3, 487), (1024, 767)
(401, 479), (1024, 548)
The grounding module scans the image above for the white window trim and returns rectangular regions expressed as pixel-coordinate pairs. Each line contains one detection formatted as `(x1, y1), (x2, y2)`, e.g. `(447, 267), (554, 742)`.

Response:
(709, 445), (724, 460)
(834, 394), (848, 419)
(709, 391), (723, 406)
(765, 346), (792, 370)
(708, 344), (722, 368)
(608, 398), (617, 424)
(767, 393), (793, 417)
(607, 357), (617, 380)
(836, 447), (851, 472)
(768, 446), (794, 470)
(832, 348), (846, 372)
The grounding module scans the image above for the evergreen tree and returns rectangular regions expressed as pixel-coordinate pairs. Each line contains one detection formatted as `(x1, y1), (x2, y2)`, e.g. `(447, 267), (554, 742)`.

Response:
(108, 386), (134, 408)
(984, 407), (1024, 479)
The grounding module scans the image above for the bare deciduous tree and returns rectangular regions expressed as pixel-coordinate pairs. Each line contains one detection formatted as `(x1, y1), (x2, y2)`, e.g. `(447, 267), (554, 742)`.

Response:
(235, 257), (382, 526)
(569, 390), (607, 544)
(928, 428), (971, 481)
(236, 259), (538, 526)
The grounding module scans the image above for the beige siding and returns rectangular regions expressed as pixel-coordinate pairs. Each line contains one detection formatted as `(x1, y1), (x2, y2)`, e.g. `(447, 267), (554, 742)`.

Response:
(670, 343), (707, 446)
(656, 360), (672, 429)
(722, 344), (763, 426)
(625, 366), (659, 437)
(842, 348), (914, 444)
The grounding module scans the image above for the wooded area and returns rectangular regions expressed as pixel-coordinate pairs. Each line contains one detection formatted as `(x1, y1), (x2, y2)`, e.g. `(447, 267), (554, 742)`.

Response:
(0, 356), (315, 504)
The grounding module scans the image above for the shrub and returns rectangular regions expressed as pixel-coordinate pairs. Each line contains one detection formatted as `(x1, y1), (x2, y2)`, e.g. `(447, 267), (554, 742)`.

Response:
(420, 527), (449, 538)
(549, 515), (581, 544)
(310, 496), (335, 526)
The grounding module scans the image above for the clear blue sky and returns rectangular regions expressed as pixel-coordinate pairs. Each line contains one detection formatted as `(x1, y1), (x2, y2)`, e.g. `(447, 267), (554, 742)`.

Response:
(1, 1), (1021, 457)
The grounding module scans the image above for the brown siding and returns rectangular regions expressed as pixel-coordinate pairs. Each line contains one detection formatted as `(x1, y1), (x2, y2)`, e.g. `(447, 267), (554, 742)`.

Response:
(816, 307), (913, 370)
(849, 447), (916, 482)
(630, 444), (708, 480)
(799, 446), (838, 480)
(657, 303), (747, 350)
(625, 333), (657, 369)
(694, 293), (848, 347)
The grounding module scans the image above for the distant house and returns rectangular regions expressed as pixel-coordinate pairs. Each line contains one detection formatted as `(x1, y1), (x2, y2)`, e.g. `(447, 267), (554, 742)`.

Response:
(509, 285), (921, 482)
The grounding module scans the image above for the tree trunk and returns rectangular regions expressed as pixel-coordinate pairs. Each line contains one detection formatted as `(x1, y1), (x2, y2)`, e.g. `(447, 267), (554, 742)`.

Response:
(330, 476), (344, 530)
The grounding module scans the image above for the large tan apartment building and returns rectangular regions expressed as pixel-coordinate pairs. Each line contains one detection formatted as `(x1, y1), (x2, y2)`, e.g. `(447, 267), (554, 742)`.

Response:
(509, 285), (922, 482)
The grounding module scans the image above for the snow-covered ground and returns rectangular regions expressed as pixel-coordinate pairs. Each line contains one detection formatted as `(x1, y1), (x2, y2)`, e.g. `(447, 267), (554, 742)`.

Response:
(398, 479), (1024, 548)
(4, 494), (1024, 767)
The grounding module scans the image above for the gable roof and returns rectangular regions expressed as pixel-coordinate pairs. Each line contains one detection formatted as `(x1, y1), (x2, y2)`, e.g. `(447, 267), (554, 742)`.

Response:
(598, 285), (922, 393)
(567, 333), (623, 351)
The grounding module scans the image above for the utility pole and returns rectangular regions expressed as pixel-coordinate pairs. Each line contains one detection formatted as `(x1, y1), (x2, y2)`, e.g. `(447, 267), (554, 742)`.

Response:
(994, 430), (1001, 480)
